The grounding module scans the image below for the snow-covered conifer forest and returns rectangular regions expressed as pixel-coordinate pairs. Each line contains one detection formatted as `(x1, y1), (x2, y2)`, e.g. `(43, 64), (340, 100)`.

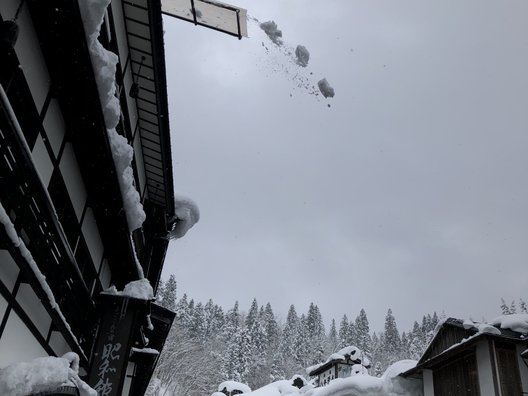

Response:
(148, 276), (527, 395)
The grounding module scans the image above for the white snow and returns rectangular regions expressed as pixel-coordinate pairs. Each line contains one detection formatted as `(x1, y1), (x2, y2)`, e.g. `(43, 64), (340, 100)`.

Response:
(130, 347), (159, 355)
(317, 78), (335, 98)
(295, 45), (310, 67)
(462, 319), (501, 335)
(0, 354), (96, 396)
(78, 0), (146, 232)
(307, 345), (368, 376)
(252, 361), (419, 396)
(102, 278), (154, 300)
(246, 380), (300, 396)
(490, 314), (528, 333)
(0, 203), (81, 349)
(219, 380), (252, 394)
(169, 195), (200, 239)
(212, 393), (226, 396)
(260, 21), (283, 46)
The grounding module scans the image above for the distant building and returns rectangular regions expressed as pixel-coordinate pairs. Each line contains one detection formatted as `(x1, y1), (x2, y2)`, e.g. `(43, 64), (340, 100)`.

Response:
(307, 346), (371, 387)
(401, 317), (528, 396)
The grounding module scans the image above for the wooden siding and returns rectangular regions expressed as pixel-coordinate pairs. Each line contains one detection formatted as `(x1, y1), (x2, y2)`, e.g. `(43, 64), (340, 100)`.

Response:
(495, 341), (523, 396)
(433, 351), (480, 396)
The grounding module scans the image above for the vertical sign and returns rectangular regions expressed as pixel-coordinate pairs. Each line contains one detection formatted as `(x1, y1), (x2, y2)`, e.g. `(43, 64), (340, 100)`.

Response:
(88, 296), (138, 396)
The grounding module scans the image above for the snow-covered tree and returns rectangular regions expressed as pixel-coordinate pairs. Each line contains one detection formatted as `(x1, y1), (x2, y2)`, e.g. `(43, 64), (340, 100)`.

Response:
(327, 318), (339, 353)
(500, 298), (511, 315)
(383, 309), (401, 365)
(159, 274), (177, 312)
(354, 309), (371, 355)
(338, 315), (349, 348)
(519, 299), (528, 314)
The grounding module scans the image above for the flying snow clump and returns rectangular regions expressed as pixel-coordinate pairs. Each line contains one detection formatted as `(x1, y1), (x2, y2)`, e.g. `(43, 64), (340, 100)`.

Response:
(295, 45), (310, 67)
(318, 78), (335, 98)
(259, 21), (283, 46)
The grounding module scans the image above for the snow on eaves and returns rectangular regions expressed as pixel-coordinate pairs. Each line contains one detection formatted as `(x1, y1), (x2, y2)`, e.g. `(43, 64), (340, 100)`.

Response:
(102, 278), (154, 300)
(0, 203), (82, 351)
(169, 195), (200, 239)
(78, 0), (145, 232)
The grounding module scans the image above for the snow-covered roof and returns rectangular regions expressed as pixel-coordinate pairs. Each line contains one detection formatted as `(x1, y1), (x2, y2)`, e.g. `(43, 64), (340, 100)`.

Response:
(405, 315), (528, 376)
(246, 362), (419, 396)
(306, 345), (368, 376)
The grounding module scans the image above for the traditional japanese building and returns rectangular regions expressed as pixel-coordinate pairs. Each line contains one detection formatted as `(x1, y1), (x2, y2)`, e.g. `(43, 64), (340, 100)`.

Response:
(401, 317), (528, 396)
(307, 346), (371, 387)
(0, 0), (245, 394)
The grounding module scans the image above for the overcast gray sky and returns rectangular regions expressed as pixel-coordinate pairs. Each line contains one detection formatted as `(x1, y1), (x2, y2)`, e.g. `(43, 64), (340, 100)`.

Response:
(161, 0), (528, 332)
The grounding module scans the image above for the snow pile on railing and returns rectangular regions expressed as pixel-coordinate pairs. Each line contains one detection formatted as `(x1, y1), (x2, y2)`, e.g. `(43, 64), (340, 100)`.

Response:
(78, 0), (145, 232)
(102, 278), (154, 300)
(218, 380), (252, 394)
(0, 353), (96, 396)
(169, 195), (200, 239)
(0, 203), (81, 350)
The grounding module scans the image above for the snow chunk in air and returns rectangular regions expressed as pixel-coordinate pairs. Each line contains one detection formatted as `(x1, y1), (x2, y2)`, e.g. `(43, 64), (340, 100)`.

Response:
(103, 278), (154, 300)
(260, 21), (283, 46)
(490, 314), (528, 333)
(317, 78), (335, 98)
(169, 195), (200, 239)
(295, 45), (310, 67)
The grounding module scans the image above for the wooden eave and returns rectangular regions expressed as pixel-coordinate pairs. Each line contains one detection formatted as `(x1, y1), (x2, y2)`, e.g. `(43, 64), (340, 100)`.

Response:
(27, 0), (141, 287)
(122, 0), (175, 219)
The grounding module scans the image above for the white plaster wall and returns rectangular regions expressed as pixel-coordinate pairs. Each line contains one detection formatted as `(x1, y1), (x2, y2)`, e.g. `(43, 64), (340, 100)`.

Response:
(15, 283), (52, 339)
(59, 143), (87, 220)
(49, 330), (70, 357)
(99, 259), (112, 289)
(81, 208), (104, 272)
(516, 344), (528, 394)
(423, 369), (434, 396)
(0, 311), (48, 368)
(0, 250), (20, 292)
(0, 294), (7, 325)
(476, 341), (496, 396)
(31, 134), (54, 187)
(43, 98), (66, 158)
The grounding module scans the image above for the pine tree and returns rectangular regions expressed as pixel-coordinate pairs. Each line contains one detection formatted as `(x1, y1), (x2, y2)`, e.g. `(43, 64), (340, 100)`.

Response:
(519, 299), (528, 314)
(354, 309), (371, 354)
(264, 302), (280, 350)
(374, 361), (383, 377)
(159, 274), (177, 312)
(327, 318), (338, 353)
(280, 305), (299, 359)
(409, 321), (425, 360)
(500, 298), (510, 315)
(510, 300), (517, 314)
(383, 309), (401, 365)
(338, 315), (349, 348)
